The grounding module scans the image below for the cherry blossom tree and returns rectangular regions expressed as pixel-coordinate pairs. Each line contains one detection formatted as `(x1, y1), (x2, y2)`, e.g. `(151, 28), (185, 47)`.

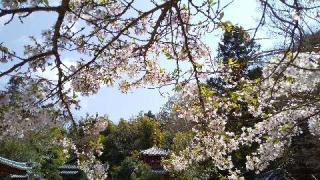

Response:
(0, 76), (64, 136)
(1, 0), (320, 179)
(0, 0), (226, 124)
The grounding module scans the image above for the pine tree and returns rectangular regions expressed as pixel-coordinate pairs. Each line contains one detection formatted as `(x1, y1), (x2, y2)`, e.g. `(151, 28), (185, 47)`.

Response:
(207, 25), (261, 93)
(205, 26), (262, 177)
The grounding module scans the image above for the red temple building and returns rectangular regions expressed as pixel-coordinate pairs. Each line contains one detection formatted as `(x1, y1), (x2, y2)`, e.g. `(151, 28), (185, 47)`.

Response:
(140, 146), (169, 179)
(0, 156), (33, 179)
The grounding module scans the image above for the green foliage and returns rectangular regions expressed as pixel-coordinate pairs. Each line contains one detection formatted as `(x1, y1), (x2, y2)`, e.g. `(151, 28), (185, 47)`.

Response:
(171, 131), (194, 153)
(111, 156), (161, 180)
(101, 113), (165, 178)
(40, 0), (49, 6)
(300, 31), (320, 52)
(218, 25), (259, 64)
(218, 21), (234, 33)
(207, 25), (261, 95)
(203, 25), (263, 177)
(0, 127), (67, 179)
(219, 25), (261, 82)
(157, 99), (194, 149)
(134, 114), (164, 148)
(172, 160), (220, 180)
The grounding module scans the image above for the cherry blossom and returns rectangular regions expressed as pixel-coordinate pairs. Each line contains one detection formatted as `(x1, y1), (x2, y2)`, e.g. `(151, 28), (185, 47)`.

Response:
(169, 52), (320, 178)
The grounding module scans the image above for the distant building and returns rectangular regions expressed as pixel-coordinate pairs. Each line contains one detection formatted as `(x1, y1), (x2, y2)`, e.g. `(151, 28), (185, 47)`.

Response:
(140, 146), (169, 179)
(58, 158), (81, 180)
(0, 156), (33, 179)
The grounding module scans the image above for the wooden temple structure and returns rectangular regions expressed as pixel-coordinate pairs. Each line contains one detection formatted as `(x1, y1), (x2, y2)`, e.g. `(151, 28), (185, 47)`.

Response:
(58, 158), (81, 180)
(140, 146), (169, 179)
(0, 156), (33, 179)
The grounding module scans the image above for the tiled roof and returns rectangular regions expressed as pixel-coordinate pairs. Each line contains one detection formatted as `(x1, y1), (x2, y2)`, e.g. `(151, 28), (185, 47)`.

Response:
(60, 170), (79, 175)
(10, 174), (29, 179)
(0, 156), (32, 171)
(59, 164), (78, 170)
(59, 163), (80, 175)
(152, 169), (168, 174)
(140, 146), (168, 156)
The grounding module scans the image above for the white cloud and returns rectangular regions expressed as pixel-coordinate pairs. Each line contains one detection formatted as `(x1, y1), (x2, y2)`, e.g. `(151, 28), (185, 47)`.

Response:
(35, 58), (77, 97)
(35, 57), (76, 81)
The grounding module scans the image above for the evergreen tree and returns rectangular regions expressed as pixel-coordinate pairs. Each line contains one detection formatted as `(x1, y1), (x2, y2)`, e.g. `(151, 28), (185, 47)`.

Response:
(208, 25), (262, 93)
(205, 26), (262, 178)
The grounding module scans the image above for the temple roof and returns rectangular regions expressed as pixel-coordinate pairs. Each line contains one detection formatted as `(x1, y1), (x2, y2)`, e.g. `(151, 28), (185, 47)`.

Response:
(140, 146), (168, 156)
(58, 158), (80, 176)
(0, 156), (32, 171)
(10, 174), (29, 179)
(60, 170), (79, 175)
(152, 169), (168, 174)
(59, 164), (78, 170)
(59, 163), (80, 175)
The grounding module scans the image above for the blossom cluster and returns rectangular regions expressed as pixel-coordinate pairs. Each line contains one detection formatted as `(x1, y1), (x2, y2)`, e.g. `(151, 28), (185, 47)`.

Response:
(0, 78), (63, 137)
(169, 53), (320, 178)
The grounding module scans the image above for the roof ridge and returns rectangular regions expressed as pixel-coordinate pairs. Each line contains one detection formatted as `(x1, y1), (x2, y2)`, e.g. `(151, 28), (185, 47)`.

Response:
(0, 156), (32, 171)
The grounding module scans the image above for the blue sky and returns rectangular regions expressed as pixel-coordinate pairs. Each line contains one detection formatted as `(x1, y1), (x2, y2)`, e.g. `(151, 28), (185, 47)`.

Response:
(0, 0), (269, 123)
